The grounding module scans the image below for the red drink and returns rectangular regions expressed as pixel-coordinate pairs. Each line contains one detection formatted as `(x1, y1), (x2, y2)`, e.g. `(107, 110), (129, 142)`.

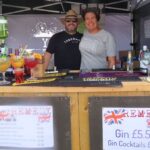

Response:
(24, 56), (38, 80)
(14, 68), (24, 83)
(25, 58), (38, 69)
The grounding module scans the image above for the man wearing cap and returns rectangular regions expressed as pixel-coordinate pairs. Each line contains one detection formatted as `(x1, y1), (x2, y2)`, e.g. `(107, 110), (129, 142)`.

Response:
(44, 9), (82, 70)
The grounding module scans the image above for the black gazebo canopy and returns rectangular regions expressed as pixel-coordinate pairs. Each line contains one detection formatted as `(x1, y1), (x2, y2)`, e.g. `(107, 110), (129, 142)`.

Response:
(1, 0), (130, 15)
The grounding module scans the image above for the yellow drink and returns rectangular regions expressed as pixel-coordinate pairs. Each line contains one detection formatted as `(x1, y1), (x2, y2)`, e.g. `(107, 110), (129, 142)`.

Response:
(0, 58), (10, 72)
(11, 56), (24, 68)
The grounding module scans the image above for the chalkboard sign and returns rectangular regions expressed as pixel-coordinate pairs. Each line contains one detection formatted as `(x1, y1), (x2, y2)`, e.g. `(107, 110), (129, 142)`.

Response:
(89, 96), (150, 150)
(0, 96), (71, 150)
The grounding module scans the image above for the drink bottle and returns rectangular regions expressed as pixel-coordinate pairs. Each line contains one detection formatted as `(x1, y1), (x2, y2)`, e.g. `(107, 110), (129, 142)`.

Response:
(127, 51), (133, 73)
(139, 45), (150, 73)
(0, 16), (8, 40)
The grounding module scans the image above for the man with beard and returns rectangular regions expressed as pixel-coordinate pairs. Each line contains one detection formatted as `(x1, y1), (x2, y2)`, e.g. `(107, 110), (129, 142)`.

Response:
(44, 9), (82, 70)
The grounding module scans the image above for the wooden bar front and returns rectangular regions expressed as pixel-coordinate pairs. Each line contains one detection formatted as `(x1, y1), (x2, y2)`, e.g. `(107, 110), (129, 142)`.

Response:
(0, 81), (150, 150)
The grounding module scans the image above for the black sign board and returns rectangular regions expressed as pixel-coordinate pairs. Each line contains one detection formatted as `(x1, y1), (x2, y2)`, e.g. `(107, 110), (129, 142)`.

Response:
(0, 96), (71, 150)
(89, 96), (150, 150)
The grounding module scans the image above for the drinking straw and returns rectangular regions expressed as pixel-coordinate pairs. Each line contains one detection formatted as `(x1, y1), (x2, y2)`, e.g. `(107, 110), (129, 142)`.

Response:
(20, 44), (28, 57)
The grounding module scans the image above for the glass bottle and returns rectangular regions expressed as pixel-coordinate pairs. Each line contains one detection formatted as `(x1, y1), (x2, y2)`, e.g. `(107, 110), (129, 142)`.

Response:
(127, 51), (133, 73)
(139, 45), (150, 73)
(0, 16), (8, 40)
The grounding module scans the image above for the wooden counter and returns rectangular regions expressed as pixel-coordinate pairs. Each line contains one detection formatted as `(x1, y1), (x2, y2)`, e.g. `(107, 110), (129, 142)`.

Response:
(0, 81), (150, 150)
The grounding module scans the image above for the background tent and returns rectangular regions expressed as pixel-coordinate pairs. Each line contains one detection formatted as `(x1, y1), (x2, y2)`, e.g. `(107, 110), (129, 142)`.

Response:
(0, 0), (150, 62)
(1, 0), (132, 52)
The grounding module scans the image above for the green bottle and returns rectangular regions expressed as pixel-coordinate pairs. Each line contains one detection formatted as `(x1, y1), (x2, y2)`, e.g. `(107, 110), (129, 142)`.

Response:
(0, 16), (8, 40)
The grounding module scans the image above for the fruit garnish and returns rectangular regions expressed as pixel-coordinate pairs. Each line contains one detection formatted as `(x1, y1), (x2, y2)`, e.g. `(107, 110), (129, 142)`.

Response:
(33, 53), (42, 60)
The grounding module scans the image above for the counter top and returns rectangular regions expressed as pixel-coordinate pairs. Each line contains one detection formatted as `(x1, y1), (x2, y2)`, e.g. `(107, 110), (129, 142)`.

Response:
(0, 80), (150, 93)
(1, 70), (150, 93)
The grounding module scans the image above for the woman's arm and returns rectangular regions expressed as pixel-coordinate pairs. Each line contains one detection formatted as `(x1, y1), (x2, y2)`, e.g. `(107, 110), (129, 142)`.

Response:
(107, 56), (116, 69)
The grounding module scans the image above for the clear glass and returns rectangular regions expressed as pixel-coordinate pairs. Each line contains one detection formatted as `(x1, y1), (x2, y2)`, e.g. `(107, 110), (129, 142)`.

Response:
(0, 57), (11, 85)
(127, 61), (133, 73)
(24, 56), (38, 80)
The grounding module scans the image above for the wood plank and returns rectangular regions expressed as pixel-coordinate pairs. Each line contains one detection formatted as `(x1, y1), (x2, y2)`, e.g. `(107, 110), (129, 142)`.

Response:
(0, 81), (150, 93)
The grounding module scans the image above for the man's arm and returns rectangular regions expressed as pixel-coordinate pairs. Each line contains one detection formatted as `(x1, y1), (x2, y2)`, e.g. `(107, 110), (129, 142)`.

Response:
(107, 56), (116, 69)
(44, 52), (52, 70)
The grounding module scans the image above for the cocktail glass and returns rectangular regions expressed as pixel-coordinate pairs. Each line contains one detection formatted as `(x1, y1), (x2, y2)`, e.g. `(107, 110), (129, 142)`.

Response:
(24, 55), (38, 80)
(14, 68), (24, 83)
(11, 56), (24, 69)
(11, 56), (25, 83)
(0, 57), (11, 85)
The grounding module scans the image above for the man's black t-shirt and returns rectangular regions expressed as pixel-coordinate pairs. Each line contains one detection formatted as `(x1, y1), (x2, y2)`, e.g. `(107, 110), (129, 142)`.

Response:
(46, 31), (82, 70)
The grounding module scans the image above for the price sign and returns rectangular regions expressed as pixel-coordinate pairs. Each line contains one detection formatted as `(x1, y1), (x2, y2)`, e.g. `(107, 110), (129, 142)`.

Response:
(0, 106), (54, 148)
(103, 107), (150, 150)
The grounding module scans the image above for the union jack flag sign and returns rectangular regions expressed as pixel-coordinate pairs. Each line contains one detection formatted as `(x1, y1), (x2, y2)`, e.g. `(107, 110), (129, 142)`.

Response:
(104, 109), (126, 125)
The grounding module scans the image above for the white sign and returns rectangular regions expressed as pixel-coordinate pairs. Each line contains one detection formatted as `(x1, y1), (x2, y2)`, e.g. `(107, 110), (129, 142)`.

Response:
(103, 107), (150, 150)
(0, 106), (54, 148)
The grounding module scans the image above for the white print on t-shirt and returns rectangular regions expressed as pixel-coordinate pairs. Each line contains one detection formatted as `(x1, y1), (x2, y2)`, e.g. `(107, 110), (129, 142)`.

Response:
(64, 37), (80, 44)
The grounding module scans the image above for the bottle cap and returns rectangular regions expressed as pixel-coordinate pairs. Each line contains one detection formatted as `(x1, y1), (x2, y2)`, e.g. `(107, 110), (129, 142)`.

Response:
(143, 45), (148, 51)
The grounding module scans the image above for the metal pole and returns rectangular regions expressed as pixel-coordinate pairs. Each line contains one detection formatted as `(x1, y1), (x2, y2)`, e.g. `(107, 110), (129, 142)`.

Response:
(0, 0), (2, 14)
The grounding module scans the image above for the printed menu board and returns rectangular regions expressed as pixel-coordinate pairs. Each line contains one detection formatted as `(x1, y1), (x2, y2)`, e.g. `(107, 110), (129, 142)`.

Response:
(88, 96), (150, 150)
(103, 107), (150, 150)
(0, 96), (71, 150)
(0, 106), (54, 148)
